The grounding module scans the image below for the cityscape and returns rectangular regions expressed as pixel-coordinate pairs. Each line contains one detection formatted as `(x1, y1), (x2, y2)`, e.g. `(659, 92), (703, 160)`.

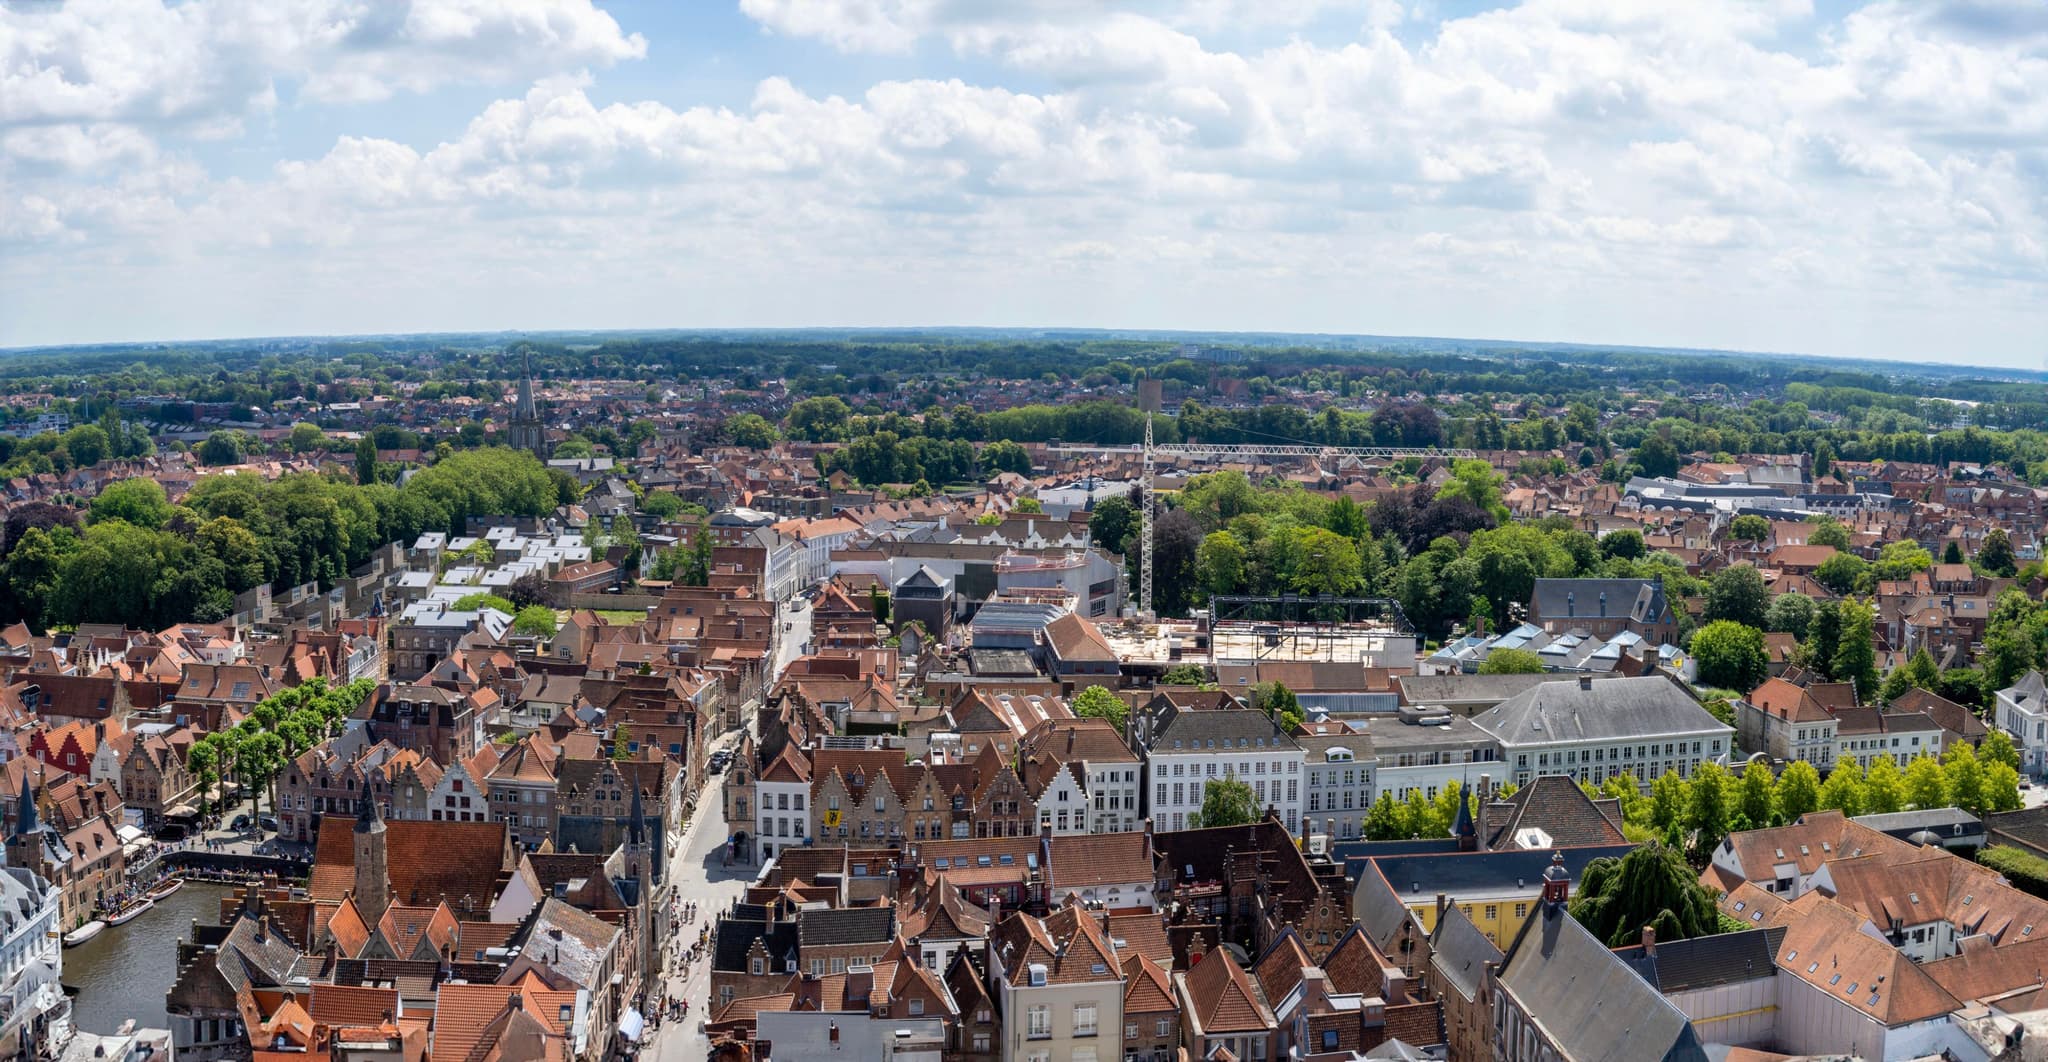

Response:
(3, 4), (2046, 1062)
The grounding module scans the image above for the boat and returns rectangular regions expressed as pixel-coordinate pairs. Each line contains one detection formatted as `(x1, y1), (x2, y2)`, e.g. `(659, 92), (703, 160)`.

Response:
(62, 921), (105, 947)
(104, 898), (153, 926)
(146, 878), (184, 901)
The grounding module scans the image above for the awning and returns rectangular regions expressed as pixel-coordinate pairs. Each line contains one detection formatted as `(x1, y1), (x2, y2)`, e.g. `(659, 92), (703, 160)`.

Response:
(164, 805), (199, 818)
(619, 1008), (645, 1043)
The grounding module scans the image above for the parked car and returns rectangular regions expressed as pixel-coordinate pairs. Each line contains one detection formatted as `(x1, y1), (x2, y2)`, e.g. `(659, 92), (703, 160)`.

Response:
(258, 815), (279, 832)
(229, 813), (251, 831)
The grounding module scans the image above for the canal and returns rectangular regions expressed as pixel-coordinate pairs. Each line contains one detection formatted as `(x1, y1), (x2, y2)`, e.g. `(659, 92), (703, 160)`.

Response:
(65, 881), (232, 1035)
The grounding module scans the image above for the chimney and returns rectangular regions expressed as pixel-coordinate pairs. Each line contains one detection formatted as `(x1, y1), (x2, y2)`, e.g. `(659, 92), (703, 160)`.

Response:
(1641, 925), (1657, 958)
(1435, 894), (1448, 922)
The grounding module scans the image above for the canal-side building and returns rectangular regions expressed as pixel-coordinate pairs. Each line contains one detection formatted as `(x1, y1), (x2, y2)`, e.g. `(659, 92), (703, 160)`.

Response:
(0, 864), (63, 1061)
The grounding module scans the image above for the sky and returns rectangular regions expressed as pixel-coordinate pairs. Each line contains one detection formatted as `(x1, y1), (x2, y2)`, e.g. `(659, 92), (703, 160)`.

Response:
(1, 0), (2044, 368)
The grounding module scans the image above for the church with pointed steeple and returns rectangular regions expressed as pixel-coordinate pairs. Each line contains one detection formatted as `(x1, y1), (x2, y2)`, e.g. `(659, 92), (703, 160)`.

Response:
(507, 348), (547, 458)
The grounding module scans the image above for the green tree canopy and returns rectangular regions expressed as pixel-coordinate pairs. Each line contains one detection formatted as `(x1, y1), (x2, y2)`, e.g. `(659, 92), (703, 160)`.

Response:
(1478, 648), (1545, 674)
(1569, 843), (1725, 947)
(1191, 777), (1259, 829)
(1070, 685), (1130, 735)
(1691, 620), (1768, 692)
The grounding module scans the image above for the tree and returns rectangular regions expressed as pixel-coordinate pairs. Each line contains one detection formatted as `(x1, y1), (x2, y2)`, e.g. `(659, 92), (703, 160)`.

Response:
(1765, 592), (1816, 639)
(1691, 620), (1768, 692)
(89, 478), (173, 530)
(1012, 496), (1044, 515)
(288, 422), (328, 454)
(1863, 755), (1904, 815)
(234, 729), (286, 819)
(1434, 459), (1507, 524)
(641, 491), (685, 519)
(1776, 760), (1822, 820)
(1478, 648), (1545, 674)
(786, 396), (854, 441)
(1704, 565), (1770, 630)
(197, 431), (246, 466)
(1684, 761), (1732, 854)
(1904, 754), (1949, 810)
(1362, 792), (1404, 839)
(1804, 602), (1841, 681)
(1806, 517), (1850, 549)
(1945, 743), (1986, 816)
(1196, 531), (1248, 599)
(1071, 685), (1130, 735)
(355, 436), (378, 486)
(1089, 494), (1140, 555)
(1881, 647), (1942, 702)
(1984, 762), (2024, 814)
(1813, 552), (1869, 595)
(612, 725), (632, 761)
(981, 440), (1031, 477)
(1943, 541), (1966, 565)
(1161, 664), (1210, 686)
(1983, 729), (2021, 772)
(723, 413), (779, 449)
(1736, 760), (1776, 828)
(1817, 759), (1864, 816)
(1812, 440), (1834, 479)
(452, 592), (516, 615)
(681, 521), (713, 586)
(1252, 681), (1303, 732)
(1649, 770), (1688, 831)
(1600, 529), (1646, 561)
(1982, 626), (2037, 693)
(1729, 514), (1770, 543)
(1190, 777), (1259, 829)
(1833, 598), (1880, 703)
(513, 605), (558, 638)
(1633, 434), (1681, 479)
(1569, 844), (1724, 947)
(1979, 528), (2018, 578)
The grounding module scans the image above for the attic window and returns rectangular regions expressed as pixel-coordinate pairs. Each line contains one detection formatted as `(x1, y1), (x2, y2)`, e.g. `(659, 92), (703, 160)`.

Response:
(1963, 895), (1974, 905)
(2026, 925), (2036, 936)
(1751, 911), (1763, 922)
(1774, 848), (1784, 858)
(934, 858), (948, 869)
(1807, 962), (1820, 974)
(1828, 974), (1841, 986)
(1908, 892), (1919, 904)
(1846, 982), (1858, 995)
(1799, 845), (1809, 856)
(1868, 993), (1881, 1006)
(1732, 901), (1746, 913)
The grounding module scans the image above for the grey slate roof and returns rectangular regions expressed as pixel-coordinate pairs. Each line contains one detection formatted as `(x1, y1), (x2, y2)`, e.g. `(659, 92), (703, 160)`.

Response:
(1497, 899), (1707, 1062)
(798, 905), (896, 946)
(1529, 578), (1671, 625)
(1614, 926), (1785, 995)
(1146, 706), (1300, 752)
(1471, 675), (1728, 747)
(1427, 903), (1502, 1003)
(1355, 845), (1636, 897)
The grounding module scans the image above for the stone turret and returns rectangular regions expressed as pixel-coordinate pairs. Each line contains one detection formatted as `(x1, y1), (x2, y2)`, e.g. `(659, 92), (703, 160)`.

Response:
(353, 794), (392, 925)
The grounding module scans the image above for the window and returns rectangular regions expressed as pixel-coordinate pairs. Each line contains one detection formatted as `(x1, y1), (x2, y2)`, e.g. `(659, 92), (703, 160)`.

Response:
(1156, 1020), (1170, 1037)
(908, 999), (924, 1016)
(1321, 1031), (1339, 1051)
(1074, 1004), (1097, 1036)
(1028, 1005), (1051, 1039)
(1126, 1025), (1139, 1041)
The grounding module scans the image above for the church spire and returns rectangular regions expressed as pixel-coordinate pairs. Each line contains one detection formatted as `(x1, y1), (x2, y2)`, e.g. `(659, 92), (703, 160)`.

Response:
(12, 775), (35, 838)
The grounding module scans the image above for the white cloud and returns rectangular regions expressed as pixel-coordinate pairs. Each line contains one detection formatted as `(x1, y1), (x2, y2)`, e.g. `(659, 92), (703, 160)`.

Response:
(0, 0), (645, 132)
(1, 0), (2044, 365)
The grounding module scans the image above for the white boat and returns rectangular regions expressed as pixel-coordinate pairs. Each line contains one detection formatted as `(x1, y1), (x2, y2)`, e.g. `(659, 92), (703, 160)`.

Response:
(62, 921), (105, 947)
(104, 898), (153, 926)
(146, 878), (185, 901)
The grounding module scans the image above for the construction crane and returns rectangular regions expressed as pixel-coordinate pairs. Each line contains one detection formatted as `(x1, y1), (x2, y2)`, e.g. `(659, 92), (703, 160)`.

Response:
(1050, 425), (1477, 617)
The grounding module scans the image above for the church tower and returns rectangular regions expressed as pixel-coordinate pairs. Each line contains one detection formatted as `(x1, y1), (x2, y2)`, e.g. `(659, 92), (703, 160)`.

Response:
(507, 349), (547, 458)
(629, 780), (656, 1002)
(354, 793), (392, 925)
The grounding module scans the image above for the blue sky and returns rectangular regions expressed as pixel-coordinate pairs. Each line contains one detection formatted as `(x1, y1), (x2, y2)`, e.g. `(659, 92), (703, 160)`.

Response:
(1, 0), (2043, 369)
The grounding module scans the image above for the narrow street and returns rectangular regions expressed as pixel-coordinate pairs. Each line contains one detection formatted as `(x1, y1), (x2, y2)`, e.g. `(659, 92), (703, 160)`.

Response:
(645, 705), (775, 1058)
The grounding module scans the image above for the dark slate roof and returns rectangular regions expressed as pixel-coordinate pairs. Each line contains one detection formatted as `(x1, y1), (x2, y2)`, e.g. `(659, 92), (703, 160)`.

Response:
(1472, 675), (1727, 747)
(1614, 926), (1785, 995)
(1529, 578), (1670, 625)
(1497, 900), (1706, 1062)
(1329, 839), (1462, 875)
(1147, 705), (1299, 751)
(1480, 775), (1628, 850)
(1427, 904), (1502, 1003)
(1353, 869), (1424, 954)
(713, 915), (798, 972)
(798, 905), (896, 946)
(1356, 845), (1637, 898)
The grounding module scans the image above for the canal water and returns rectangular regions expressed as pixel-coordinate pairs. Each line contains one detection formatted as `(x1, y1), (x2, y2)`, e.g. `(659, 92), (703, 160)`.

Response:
(65, 881), (232, 1035)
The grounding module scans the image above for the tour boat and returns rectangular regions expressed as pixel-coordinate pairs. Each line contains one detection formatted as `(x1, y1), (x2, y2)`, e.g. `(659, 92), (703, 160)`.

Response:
(146, 878), (185, 901)
(62, 921), (105, 947)
(104, 897), (153, 927)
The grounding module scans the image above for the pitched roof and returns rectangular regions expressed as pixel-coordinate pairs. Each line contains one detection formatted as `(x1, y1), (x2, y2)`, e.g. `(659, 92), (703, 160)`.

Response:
(1496, 900), (1705, 1062)
(1426, 903), (1502, 1003)
(308, 814), (509, 917)
(1479, 775), (1627, 851)
(1472, 675), (1727, 747)
(1179, 947), (1275, 1036)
